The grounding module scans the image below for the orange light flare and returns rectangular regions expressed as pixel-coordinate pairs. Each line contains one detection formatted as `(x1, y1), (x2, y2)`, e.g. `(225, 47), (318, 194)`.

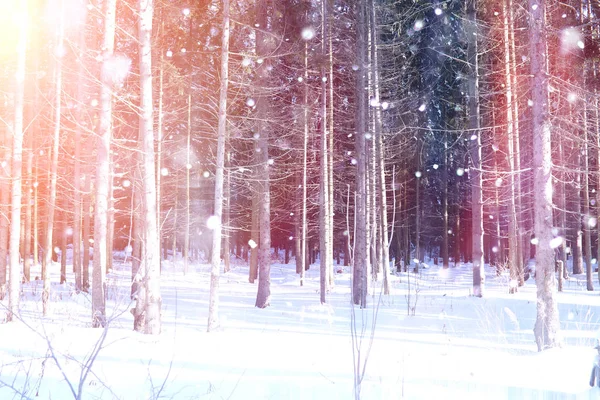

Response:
(0, 1), (28, 61)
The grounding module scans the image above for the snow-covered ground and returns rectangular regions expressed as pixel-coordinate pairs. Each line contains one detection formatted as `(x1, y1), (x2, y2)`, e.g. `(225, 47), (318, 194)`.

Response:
(1, 255), (599, 399)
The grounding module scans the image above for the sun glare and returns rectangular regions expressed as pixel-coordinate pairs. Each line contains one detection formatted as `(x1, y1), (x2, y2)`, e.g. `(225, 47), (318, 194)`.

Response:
(0, 2), (27, 59)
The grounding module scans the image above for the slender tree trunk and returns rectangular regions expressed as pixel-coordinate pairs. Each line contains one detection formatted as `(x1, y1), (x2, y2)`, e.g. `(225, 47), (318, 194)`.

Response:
(72, 11), (88, 291)
(184, 94), (191, 275)
(43, 1), (65, 315)
(299, 40), (309, 287)
(60, 187), (68, 284)
(249, 182), (258, 283)
(327, 8), (335, 287)
(582, 104), (594, 291)
(466, 0), (484, 297)
(370, 0), (389, 294)
(207, 0), (229, 331)
(106, 158), (115, 273)
(134, 0), (161, 334)
(442, 133), (449, 269)
(223, 151), (231, 273)
(92, 0), (117, 327)
(8, 0), (27, 320)
(23, 108), (33, 284)
(353, 0), (368, 308)
(156, 52), (164, 271)
(254, 0), (271, 309)
(504, 0), (519, 293)
(319, 0), (330, 304)
(529, 0), (560, 351)
(82, 165), (91, 291)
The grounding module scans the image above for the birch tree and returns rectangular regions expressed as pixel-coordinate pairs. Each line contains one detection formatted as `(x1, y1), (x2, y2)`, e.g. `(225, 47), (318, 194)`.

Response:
(133, 0), (161, 334)
(43, 0), (65, 315)
(466, 0), (484, 297)
(207, 0), (230, 331)
(92, 0), (117, 328)
(529, 0), (560, 351)
(8, 0), (27, 321)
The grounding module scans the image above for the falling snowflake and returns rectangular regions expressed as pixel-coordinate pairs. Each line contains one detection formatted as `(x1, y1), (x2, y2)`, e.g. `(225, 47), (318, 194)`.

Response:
(549, 237), (563, 249)
(206, 216), (219, 230)
(301, 27), (315, 41)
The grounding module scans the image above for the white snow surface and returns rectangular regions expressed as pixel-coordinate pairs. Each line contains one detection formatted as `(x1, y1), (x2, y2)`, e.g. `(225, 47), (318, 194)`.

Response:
(1, 256), (599, 399)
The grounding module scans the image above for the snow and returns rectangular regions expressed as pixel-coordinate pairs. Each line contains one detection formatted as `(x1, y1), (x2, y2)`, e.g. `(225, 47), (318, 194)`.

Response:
(1, 256), (599, 399)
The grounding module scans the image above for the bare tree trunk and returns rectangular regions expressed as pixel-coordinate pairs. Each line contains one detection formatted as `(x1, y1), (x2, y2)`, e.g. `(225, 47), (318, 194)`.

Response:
(92, 0), (117, 327)
(82, 166), (91, 292)
(254, 0), (271, 309)
(43, 1), (65, 315)
(582, 103), (594, 291)
(72, 10), (88, 291)
(442, 133), (449, 269)
(60, 187), (68, 284)
(319, 0), (330, 304)
(299, 40), (309, 287)
(508, 0), (524, 285)
(156, 52), (164, 271)
(504, 0), (519, 293)
(0, 108), (12, 300)
(415, 152), (421, 273)
(184, 94), (191, 275)
(249, 183), (258, 283)
(23, 108), (33, 284)
(106, 159), (115, 273)
(327, 10), (335, 287)
(8, 0), (27, 320)
(529, 0), (560, 351)
(134, 0), (161, 334)
(207, 0), (229, 331)
(370, 0), (389, 294)
(466, 0), (484, 297)
(223, 150), (231, 273)
(353, 0), (368, 308)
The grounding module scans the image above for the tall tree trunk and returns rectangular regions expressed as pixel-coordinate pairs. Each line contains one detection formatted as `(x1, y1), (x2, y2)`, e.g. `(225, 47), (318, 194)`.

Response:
(442, 133), (449, 269)
(23, 107), (33, 284)
(8, 0), (27, 320)
(92, 0), (117, 327)
(504, 0), (519, 293)
(369, 0), (389, 293)
(582, 104), (594, 291)
(43, 0), (65, 315)
(134, 0), (161, 334)
(529, 0), (560, 351)
(0, 106), (12, 300)
(82, 165), (92, 292)
(249, 181), (259, 283)
(156, 52), (164, 271)
(319, 0), (330, 304)
(72, 10), (88, 291)
(327, 7), (335, 287)
(254, 0), (271, 309)
(353, 0), (368, 308)
(223, 151), (231, 273)
(60, 186), (68, 283)
(467, 0), (484, 297)
(299, 40), (309, 287)
(184, 94), (191, 275)
(208, 0), (229, 331)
